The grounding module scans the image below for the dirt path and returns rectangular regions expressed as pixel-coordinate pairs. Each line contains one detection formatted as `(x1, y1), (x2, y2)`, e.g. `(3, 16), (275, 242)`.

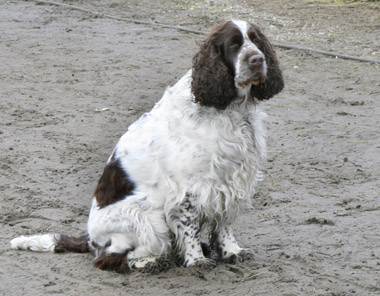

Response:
(1, 0), (379, 295)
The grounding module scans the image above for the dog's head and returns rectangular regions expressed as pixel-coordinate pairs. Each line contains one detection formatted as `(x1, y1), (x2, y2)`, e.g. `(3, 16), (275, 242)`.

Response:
(192, 20), (284, 109)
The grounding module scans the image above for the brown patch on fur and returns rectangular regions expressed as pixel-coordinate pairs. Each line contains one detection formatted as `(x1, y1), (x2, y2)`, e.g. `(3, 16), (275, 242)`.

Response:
(94, 159), (135, 209)
(191, 21), (238, 110)
(54, 234), (90, 253)
(93, 251), (130, 274)
(248, 24), (284, 100)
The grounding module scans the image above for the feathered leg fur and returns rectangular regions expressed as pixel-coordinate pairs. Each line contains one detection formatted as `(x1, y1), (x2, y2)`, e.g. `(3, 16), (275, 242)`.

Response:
(211, 224), (254, 264)
(168, 197), (216, 269)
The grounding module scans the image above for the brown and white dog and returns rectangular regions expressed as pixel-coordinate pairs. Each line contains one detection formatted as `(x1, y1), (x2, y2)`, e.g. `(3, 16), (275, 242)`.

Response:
(11, 19), (284, 273)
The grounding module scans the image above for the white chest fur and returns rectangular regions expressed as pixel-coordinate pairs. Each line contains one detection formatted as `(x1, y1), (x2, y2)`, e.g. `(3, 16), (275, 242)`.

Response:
(113, 71), (267, 222)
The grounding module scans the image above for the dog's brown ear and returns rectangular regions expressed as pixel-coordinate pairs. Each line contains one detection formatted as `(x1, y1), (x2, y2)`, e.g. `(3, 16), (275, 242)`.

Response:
(250, 25), (284, 100)
(191, 43), (236, 110)
(191, 22), (237, 110)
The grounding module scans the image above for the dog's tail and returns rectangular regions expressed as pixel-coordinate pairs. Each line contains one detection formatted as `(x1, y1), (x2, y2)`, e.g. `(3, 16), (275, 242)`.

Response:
(10, 234), (90, 253)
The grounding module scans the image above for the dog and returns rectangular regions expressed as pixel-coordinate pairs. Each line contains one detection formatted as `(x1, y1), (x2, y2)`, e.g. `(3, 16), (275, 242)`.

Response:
(11, 19), (284, 273)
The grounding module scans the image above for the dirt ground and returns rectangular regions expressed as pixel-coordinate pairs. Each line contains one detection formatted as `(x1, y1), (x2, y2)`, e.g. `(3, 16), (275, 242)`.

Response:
(1, 0), (380, 295)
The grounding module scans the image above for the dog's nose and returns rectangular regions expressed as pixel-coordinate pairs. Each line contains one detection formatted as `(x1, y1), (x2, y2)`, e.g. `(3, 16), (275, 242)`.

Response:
(248, 55), (264, 68)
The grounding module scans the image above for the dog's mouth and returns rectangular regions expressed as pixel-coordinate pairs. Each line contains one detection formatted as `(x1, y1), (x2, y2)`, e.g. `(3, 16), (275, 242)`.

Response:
(235, 74), (266, 89)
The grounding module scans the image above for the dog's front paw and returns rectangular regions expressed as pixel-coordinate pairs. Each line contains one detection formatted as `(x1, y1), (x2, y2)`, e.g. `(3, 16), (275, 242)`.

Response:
(237, 249), (254, 262)
(223, 249), (254, 264)
(185, 257), (217, 270)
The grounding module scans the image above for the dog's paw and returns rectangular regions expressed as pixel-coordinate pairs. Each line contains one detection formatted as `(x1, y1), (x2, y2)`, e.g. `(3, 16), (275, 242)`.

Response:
(238, 249), (254, 262)
(223, 249), (254, 264)
(185, 257), (217, 270)
(129, 257), (170, 274)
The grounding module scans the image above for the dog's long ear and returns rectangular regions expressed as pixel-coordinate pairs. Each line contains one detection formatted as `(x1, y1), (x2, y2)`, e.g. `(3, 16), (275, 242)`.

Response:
(250, 25), (284, 100)
(191, 24), (236, 110)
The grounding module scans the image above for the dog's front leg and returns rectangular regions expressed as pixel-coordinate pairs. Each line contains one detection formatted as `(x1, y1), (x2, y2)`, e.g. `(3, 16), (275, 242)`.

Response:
(169, 198), (216, 269)
(213, 224), (254, 264)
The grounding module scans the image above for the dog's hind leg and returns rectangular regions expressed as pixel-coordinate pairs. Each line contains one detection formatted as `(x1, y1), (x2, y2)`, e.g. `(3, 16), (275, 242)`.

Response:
(89, 198), (171, 274)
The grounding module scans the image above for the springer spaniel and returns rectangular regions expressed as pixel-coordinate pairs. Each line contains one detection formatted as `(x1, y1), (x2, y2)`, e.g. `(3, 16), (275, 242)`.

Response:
(11, 19), (284, 273)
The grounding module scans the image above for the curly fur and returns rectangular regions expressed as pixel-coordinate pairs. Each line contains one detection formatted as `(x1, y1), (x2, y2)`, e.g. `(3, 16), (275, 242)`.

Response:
(192, 22), (237, 109)
(249, 24), (284, 100)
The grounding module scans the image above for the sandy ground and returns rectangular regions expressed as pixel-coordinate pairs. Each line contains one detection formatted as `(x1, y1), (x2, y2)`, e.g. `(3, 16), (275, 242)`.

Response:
(1, 0), (380, 295)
